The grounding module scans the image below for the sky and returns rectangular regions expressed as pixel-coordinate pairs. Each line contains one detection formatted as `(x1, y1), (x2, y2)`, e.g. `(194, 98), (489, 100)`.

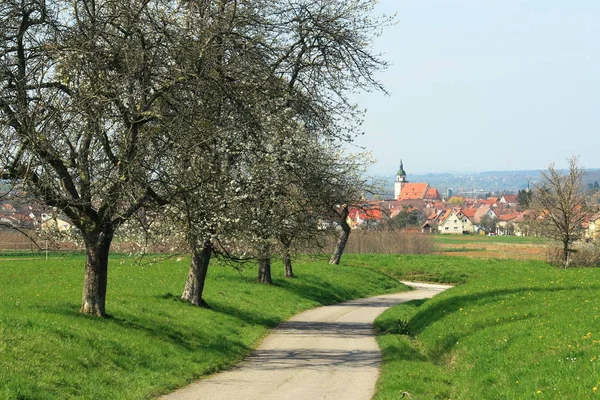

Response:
(350, 0), (600, 175)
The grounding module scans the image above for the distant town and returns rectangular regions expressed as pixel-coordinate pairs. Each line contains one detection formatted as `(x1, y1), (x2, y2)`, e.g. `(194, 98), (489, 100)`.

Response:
(2, 163), (600, 239)
(349, 161), (600, 238)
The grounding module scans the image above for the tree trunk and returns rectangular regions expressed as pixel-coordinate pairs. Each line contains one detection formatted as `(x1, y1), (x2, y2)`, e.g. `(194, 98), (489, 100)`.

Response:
(258, 241), (272, 284)
(181, 241), (212, 308)
(562, 240), (570, 269)
(330, 206), (351, 265)
(81, 228), (113, 317)
(281, 237), (294, 278)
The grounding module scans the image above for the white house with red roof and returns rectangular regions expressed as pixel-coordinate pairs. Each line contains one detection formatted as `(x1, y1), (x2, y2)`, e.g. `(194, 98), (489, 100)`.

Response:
(437, 209), (476, 234)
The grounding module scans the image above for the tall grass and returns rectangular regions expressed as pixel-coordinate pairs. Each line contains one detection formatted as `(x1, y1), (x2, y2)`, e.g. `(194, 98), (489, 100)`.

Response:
(343, 230), (435, 255)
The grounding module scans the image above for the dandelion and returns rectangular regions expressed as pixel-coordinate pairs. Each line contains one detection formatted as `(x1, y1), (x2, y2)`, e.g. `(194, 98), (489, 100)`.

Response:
(536, 390), (542, 394)
(594, 387), (598, 393)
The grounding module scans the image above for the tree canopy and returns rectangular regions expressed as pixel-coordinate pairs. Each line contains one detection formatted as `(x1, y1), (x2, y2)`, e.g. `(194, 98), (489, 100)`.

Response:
(1, 0), (390, 316)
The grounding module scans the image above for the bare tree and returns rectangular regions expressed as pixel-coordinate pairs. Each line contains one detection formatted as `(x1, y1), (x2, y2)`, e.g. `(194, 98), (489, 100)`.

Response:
(530, 157), (589, 268)
(0, 1), (199, 316)
(1, 0), (390, 314)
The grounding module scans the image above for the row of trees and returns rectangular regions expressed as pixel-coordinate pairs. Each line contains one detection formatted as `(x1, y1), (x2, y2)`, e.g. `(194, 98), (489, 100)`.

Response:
(1, 0), (390, 316)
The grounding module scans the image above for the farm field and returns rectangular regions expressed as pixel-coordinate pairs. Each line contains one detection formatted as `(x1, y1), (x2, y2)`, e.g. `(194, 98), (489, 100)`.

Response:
(0, 254), (405, 400)
(353, 254), (600, 399)
(432, 234), (549, 261)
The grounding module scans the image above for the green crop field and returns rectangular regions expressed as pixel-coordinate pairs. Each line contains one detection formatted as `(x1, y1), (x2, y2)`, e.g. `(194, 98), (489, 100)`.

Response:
(357, 254), (600, 399)
(0, 254), (405, 400)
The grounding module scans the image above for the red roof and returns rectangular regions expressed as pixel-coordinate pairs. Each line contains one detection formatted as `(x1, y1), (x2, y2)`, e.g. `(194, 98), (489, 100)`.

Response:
(502, 194), (518, 203)
(461, 208), (477, 218)
(348, 206), (385, 222)
(424, 187), (441, 200)
(497, 212), (521, 222)
(439, 209), (454, 224)
(483, 197), (499, 206)
(398, 183), (429, 200)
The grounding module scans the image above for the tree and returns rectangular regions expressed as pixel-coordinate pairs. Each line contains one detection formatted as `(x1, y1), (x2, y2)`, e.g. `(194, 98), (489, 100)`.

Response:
(327, 153), (375, 265)
(530, 157), (588, 268)
(0, 0), (211, 316)
(517, 189), (532, 210)
(479, 214), (497, 235)
(1, 0), (390, 313)
(392, 208), (421, 230)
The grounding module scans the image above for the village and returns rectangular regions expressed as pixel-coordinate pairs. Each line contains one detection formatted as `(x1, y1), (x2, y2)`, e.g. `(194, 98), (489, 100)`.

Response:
(348, 161), (600, 240)
(2, 161), (600, 242)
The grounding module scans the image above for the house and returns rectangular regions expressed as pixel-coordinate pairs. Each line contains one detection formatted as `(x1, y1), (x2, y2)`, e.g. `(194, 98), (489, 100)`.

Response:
(438, 209), (475, 234)
(421, 209), (449, 234)
(347, 204), (386, 229)
(41, 215), (73, 232)
(482, 197), (499, 207)
(586, 212), (600, 240)
(496, 211), (522, 235)
(473, 204), (496, 224)
(499, 194), (518, 206)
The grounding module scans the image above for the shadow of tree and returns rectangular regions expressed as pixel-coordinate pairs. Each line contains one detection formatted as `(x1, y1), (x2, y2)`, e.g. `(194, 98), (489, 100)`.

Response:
(275, 320), (374, 338)
(411, 285), (600, 334)
(275, 274), (366, 306)
(42, 303), (251, 359)
(408, 284), (600, 360)
(242, 348), (381, 370)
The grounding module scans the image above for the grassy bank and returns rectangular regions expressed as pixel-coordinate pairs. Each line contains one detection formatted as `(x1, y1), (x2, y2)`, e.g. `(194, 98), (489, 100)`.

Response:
(0, 254), (405, 399)
(353, 254), (600, 399)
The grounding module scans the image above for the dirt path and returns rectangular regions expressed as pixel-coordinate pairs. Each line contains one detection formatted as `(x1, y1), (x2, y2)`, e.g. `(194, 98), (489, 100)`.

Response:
(159, 282), (451, 400)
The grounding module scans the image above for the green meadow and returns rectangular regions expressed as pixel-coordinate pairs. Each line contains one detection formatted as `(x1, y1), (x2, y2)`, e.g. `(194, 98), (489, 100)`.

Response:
(356, 254), (600, 399)
(0, 254), (405, 399)
(3, 246), (600, 399)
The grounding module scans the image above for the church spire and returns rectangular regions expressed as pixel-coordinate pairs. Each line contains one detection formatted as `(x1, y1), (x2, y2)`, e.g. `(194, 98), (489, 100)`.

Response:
(397, 159), (406, 178)
(394, 159), (407, 199)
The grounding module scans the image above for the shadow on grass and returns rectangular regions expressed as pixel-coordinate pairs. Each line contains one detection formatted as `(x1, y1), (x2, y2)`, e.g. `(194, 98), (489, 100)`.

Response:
(275, 274), (367, 306)
(42, 303), (251, 358)
(382, 338), (428, 363)
(411, 285), (600, 334)
(409, 284), (600, 359)
(208, 300), (282, 328)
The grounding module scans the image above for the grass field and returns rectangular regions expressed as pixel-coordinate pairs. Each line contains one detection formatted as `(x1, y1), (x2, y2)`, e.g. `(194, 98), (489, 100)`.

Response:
(431, 234), (550, 261)
(358, 254), (600, 399)
(431, 235), (547, 245)
(0, 254), (405, 400)
(3, 236), (598, 399)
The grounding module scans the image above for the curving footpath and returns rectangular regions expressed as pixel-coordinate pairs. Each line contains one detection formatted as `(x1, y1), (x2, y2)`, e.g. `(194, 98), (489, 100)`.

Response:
(159, 282), (451, 400)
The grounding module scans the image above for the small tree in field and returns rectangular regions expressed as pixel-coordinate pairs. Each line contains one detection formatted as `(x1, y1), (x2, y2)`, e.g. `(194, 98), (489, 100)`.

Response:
(479, 214), (497, 235)
(530, 157), (588, 268)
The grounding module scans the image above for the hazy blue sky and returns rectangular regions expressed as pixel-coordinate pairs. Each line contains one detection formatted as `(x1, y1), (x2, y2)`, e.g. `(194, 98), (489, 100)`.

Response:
(351, 0), (600, 175)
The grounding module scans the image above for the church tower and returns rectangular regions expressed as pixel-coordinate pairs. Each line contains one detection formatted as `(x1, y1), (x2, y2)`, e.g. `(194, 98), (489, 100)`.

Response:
(394, 160), (407, 199)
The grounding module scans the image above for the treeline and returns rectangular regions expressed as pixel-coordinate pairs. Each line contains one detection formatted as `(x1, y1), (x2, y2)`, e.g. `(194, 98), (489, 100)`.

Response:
(0, 1), (390, 316)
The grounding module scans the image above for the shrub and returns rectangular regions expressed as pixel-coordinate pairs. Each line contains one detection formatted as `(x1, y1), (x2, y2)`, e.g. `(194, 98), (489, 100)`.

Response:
(344, 230), (434, 255)
(546, 241), (600, 267)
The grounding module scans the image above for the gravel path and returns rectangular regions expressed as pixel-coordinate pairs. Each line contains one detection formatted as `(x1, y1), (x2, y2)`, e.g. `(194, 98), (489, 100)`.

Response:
(159, 282), (451, 400)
